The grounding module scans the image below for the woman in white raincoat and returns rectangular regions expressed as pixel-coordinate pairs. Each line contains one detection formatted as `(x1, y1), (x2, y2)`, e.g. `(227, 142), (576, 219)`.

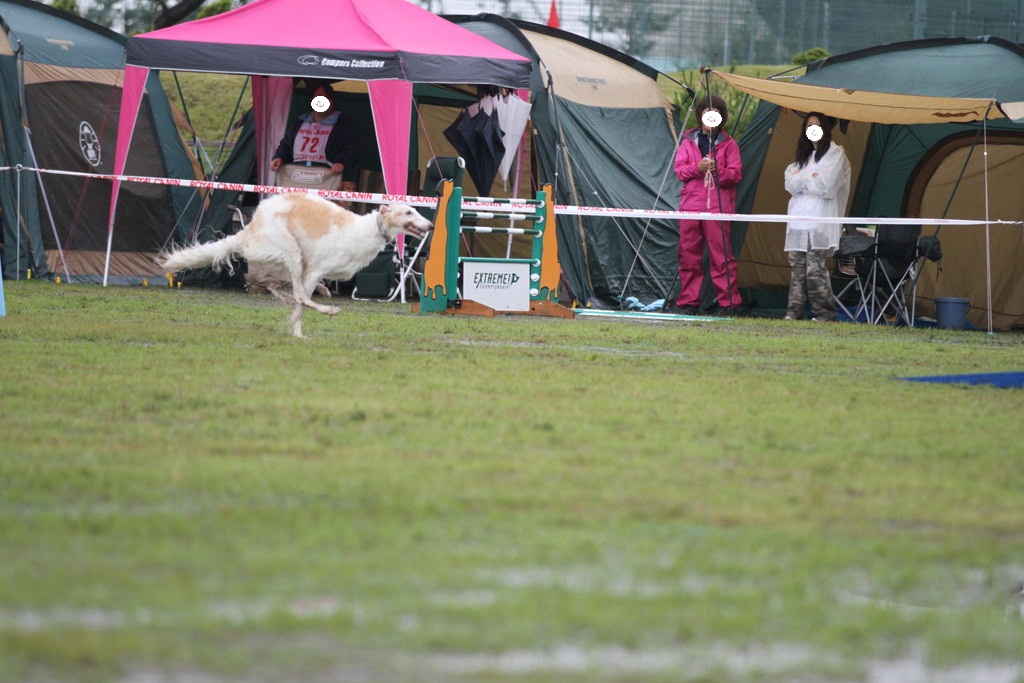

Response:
(783, 112), (851, 321)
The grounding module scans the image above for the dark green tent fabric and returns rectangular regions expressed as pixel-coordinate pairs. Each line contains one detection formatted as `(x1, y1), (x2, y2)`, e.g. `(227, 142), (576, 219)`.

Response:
(736, 36), (1024, 330)
(447, 16), (685, 309)
(0, 0), (198, 282)
(0, 44), (45, 278)
(531, 97), (681, 307)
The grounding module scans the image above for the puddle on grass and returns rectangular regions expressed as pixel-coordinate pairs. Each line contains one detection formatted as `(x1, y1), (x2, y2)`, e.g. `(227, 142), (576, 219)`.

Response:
(0, 607), (129, 630)
(426, 642), (823, 676)
(3, 607), (1021, 683)
(479, 566), (679, 598)
(206, 596), (354, 624)
(426, 645), (1022, 683)
(865, 656), (1022, 683)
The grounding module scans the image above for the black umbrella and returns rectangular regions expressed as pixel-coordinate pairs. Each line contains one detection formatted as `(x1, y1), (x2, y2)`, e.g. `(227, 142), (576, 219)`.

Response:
(444, 105), (505, 193)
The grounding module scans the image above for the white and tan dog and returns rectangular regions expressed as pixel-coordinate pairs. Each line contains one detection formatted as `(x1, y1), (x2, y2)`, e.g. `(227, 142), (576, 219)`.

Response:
(158, 193), (432, 337)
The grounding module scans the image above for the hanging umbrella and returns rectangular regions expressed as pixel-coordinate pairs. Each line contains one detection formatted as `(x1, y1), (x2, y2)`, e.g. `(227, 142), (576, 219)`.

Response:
(444, 98), (505, 193)
(494, 93), (532, 187)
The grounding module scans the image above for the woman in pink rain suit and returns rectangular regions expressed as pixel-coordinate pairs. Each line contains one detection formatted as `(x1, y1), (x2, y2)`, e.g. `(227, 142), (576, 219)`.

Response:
(672, 95), (743, 315)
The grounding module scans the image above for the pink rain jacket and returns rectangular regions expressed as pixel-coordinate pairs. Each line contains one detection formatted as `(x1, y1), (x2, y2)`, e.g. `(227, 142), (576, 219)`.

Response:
(674, 127), (742, 213)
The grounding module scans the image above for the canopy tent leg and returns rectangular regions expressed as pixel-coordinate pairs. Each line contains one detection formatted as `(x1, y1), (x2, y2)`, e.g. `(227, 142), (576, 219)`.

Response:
(983, 117), (993, 335)
(105, 64), (149, 287)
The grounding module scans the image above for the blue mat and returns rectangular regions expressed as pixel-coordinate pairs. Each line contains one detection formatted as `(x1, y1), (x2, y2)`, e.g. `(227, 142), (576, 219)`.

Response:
(572, 309), (726, 322)
(901, 371), (1024, 388)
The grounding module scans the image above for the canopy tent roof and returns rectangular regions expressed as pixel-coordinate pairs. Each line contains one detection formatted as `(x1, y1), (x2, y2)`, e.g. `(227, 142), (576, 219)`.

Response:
(712, 71), (1009, 125)
(124, 0), (531, 86)
(713, 36), (1024, 124)
(109, 0), (535, 283)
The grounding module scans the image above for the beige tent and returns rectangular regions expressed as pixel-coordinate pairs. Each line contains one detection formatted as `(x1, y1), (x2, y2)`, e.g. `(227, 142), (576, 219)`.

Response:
(720, 36), (1024, 331)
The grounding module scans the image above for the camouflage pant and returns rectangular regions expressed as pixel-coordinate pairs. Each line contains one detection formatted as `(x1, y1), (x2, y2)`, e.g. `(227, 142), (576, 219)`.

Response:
(787, 249), (836, 320)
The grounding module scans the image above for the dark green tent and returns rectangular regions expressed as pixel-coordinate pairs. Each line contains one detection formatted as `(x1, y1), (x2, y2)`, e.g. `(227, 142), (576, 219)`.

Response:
(447, 16), (687, 309)
(0, 0), (198, 283)
(732, 36), (1024, 330)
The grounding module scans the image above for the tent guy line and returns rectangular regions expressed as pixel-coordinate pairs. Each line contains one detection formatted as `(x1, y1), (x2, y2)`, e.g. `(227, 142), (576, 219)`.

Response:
(4, 165), (1015, 229)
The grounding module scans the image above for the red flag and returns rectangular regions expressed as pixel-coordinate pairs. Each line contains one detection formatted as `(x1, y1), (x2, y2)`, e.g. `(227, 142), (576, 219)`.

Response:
(547, 0), (560, 29)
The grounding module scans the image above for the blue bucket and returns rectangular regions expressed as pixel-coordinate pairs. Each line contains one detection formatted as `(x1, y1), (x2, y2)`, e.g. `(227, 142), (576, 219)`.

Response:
(935, 297), (970, 330)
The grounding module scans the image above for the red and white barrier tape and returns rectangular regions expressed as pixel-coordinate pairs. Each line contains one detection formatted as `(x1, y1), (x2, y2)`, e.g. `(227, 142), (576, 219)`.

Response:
(2, 165), (1015, 227)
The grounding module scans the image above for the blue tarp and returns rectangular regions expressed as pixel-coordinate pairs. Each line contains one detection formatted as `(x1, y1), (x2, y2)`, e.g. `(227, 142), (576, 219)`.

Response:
(901, 372), (1024, 388)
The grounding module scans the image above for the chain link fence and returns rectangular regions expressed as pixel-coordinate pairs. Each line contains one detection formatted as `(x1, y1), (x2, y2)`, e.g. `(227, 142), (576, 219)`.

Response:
(418, 0), (1024, 72)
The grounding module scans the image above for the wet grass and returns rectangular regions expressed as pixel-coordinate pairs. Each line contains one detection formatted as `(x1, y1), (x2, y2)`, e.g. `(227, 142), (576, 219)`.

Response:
(1, 281), (1023, 682)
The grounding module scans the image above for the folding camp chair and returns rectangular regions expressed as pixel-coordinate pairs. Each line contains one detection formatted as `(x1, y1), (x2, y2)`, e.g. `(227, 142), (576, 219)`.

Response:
(384, 156), (466, 303)
(833, 224), (941, 326)
(834, 228), (876, 323)
(349, 157), (465, 302)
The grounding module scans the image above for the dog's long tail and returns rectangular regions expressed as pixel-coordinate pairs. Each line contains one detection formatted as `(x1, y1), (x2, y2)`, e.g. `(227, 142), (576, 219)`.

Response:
(157, 233), (244, 274)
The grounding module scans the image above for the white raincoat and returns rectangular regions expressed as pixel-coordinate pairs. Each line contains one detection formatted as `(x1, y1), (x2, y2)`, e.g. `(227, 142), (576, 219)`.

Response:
(783, 142), (852, 252)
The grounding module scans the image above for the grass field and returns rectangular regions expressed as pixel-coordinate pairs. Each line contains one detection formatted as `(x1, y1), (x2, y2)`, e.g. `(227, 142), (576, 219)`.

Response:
(2, 281), (1023, 683)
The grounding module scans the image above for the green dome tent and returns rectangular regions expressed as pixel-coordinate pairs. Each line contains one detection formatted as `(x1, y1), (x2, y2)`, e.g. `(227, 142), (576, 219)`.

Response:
(0, 0), (198, 283)
(446, 16), (688, 309)
(730, 36), (1024, 331)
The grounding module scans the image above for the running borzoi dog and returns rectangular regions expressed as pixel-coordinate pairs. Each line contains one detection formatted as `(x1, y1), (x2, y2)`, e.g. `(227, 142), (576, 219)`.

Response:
(158, 193), (432, 338)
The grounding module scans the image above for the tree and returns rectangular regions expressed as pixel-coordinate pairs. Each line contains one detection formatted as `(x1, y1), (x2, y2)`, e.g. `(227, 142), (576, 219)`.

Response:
(792, 47), (830, 66)
(83, 0), (242, 34)
(50, 0), (80, 15)
(152, 0), (209, 29)
(196, 0), (232, 20)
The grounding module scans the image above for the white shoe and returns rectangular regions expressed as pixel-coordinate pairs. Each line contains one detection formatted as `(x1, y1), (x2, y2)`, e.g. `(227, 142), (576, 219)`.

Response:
(783, 315), (797, 321)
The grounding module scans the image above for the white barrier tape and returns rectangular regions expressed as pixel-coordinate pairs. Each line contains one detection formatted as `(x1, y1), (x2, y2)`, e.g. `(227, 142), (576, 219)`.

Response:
(553, 205), (1011, 226)
(3, 165), (1017, 227)
(3, 164), (436, 208)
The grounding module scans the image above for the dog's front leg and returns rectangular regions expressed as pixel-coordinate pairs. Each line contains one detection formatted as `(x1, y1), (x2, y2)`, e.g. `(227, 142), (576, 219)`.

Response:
(290, 302), (305, 338)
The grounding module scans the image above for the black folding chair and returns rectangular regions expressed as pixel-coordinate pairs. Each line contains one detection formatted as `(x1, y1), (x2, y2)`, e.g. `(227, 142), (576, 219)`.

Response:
(834, 224), (941, 326)
(833, 229), (874, 323)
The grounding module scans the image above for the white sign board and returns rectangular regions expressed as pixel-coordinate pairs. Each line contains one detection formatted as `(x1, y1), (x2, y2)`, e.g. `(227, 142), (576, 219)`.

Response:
(463, 261), (531, 312)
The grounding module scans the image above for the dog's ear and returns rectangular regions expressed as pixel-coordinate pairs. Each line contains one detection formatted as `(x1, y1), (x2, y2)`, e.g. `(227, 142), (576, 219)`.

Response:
(378, 204), (391, 217)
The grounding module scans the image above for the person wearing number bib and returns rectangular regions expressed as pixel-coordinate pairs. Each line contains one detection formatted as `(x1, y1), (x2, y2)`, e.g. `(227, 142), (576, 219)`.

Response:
(270, 81), (360, 184)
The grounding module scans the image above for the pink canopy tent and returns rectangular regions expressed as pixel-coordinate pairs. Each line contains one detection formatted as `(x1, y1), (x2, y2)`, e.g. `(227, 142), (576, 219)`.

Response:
(106, 0), (532, 283)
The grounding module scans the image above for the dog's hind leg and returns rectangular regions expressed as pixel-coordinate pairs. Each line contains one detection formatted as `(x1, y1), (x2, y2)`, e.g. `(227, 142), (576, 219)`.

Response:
(274, 234), (339, 317)
(302, 273), (339, 317)
(286, 274), (336, 338)
(267, 283), (297, 306)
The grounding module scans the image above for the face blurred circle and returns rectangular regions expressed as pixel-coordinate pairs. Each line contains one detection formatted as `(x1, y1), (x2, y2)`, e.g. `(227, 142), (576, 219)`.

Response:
(311, 95), (331, 113)
(805, 124), (824, 142)
(701, 109), (723, 129)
